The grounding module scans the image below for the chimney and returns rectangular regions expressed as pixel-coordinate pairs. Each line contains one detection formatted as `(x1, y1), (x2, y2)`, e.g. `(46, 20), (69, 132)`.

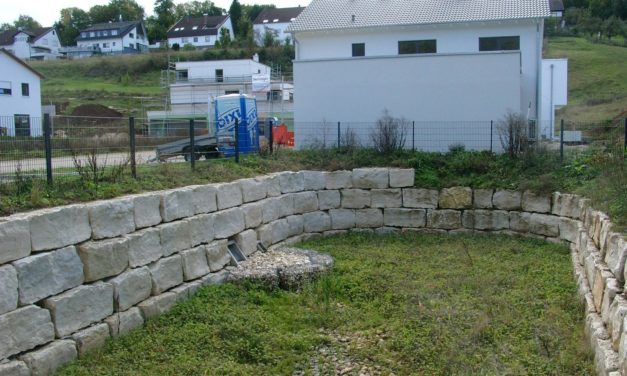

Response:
(252, 53), (259, 62)
(203, 13), (208, 26)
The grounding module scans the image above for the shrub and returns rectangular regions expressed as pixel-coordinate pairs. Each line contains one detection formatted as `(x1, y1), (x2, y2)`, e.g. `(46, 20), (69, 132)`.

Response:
(497, 111), (528, 158)
(370, 109), (408, 154)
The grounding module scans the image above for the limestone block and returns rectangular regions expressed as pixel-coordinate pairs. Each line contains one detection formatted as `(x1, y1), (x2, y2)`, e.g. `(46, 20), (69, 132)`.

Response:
(529, 213), (560, 237)
(492, 190), (521, 211)
(109, 267), (152, 311)
(601, 278), (622, 324)
(171, 283), (194, 302)
(278, 194), (295, 218)
(473, 189), (493, 209)
(72, 323), (109, 357)
(303, 212), (331, 233)
(89, 198), (135, 240)
(324, 230), (349, 237)
(14, 246), (84, 305)
(239, 178), (267, 203)
(160, 188), (194, 223)
(509, 212), (531, 233)
(389, 168), (414, 188)
(325, 171), (353, 189)
(355, 209), (383, 228)
(187, 214), (215, 247)
(438, 187), (472, 209)
(427, 210), (462, 230)
(214, 208), (245, 239)
(44, 282), (113, 337)
(341, 189), (370, 209)
(593, 337), (619, 376)
(471, 210), (509, 231)
(105, 307), (144, 337)
(216, 182), (243, 210)
(293, 191), (319, 214)
(180, 247), (210, 281)
(286, 215), (304, 237)
(271, 219), (290, 244)
(302, 170), (326, 191)
(29, 205), (91, 252)
(260, 174), (281, 197)
(403, 188), (438, 209)
(242, 202), (263, 228)
(352, 168), (389, 189)
(330, 209), (356, 230)
(560, 217), (581, 243)
(159, 220), (192, 257)
(261, 198), (281, 224)
(383, 208), (426, 228)
(205, 240), (230, 272)
(0, 218), (30, 264)
(132, 192), (162, 229)
(560, 193), (582, 219)
(579, 198), (592, 221)
(0, 305), (55, 359)
(78, 238), (128, 282)
(0, 265), (17, 315)
(235, 229), (258, 256)
(586, 312), (610, 345)
(600, 220), (614, 256)
(593, 269), (615, 312)
(200, 270), (228, 286)
(521, 191), (551, 213)
(138, 292), (177, 320)
(21, 339), (76, 376)
(126, 228), (162, 268)
(279, 171), (305, 193)
(371, 189), (402, 208)
(0, 361), (30, 376)
(257, 224), (273, 247)
(149, 255), (183, 295)
(318, 190), (341, 210)
(185, 185), (215, 215)
(606, 234), (627, 284)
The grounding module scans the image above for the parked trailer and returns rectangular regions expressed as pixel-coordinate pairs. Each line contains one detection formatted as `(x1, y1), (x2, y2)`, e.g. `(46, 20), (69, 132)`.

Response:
(155, 134), (220, 161)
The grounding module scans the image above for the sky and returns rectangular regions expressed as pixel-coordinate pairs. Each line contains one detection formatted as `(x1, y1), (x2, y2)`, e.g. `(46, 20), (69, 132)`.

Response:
(0, 0), (309, 27)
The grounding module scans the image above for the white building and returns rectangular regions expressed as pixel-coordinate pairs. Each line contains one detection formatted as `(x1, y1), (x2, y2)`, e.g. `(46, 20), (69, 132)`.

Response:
(253, 7), (305, 46)
(0, 28), (62, 60)
(75, 21), (148, 55)
(167, 15), (234, 49)
(0, 49), (44, 137)
(288, 0), (566, 150)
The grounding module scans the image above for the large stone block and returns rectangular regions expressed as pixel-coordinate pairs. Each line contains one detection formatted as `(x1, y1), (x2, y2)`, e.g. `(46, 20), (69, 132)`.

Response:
(279, 171), (305, 193)
(371, 189), (402, 208)
(271, 219), (290, 244)
(132, 192), (162, 229)
(473, 189), (493, 209)
(30, 205), (91, 252)
(0, 218), (30, 264)
(561, 193), (583, 219)
(278, 194), (295, 218)
(187, 214), (215, 247)
(427, 210), (462, 230)
(200, 270), (228, 286)
(149, 255), (183, 295)
(160, 188), (194, 223)
(509, 211), (531, 233)
(465, 210), (509, 230)
(492, 190), (521, 211)
(592, 336), (619, 376)
(560, 217), (581, 243)
(257, 224), (273, 247)
(89, 198), (135, 240)
(521, 191), (551, 213)
(126, 227), (162, 268)
(341, 189), (370, 209)
(0, 265), (17, 315)
(601, 278), (622, 324)
(603, 234), (627, 283)
(21, 339), (77, 376)
(190, 184), (217, 214)
(259, 174), (281, 197)
(293, 191), (319, 214)
(352, 168), (389, 189)
(0, 361), (30, 376)
(302, 170), (326, 191)
(109, 267), (152, 312)
(72, 323), (109, 357)
(14, 246), (84, 305)
(78, 238), (129, 282)
(239, 178), (267, 203)
(529, 213), (560, 237)
(403, 189), (438, 209)
(383, 208), (426, 228)
(325, 171), (353, 190)
(180, 247), (210, 281)
(389, 168), (414, 188)
(438, 187), (472, 209)
(138, 292), (177, 320)
(303, 212), (331, 233)
(214, 208), (245, 239)
(355, 209), (383, 228)
(235, 229), (258, 256)
(0, 305), (54, 359)
(607, 295), (627, 351)
(286, 215), (304, 237)
(262, 197), (281, 223)
(216, 182), (243, 210)
(318, 190), (341, 210)
(205, 240), (230, 272)
(105, 307), (144, 337)
(160, 220), (192, 256)
(241, 202), (263, 228)
(44, 282), (113, 337)
(330, 209), (356, 230)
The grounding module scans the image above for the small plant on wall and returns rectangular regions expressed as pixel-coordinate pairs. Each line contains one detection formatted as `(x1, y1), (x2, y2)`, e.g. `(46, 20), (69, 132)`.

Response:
(497, 111), (529, 158)
(370, 109), (408, 154)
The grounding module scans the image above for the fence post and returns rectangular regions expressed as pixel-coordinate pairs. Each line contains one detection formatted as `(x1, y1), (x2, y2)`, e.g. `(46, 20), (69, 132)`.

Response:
(234, 118), (240, 164)
(129, 117), (137, 179)
(268, 121), (273, 155)
(43, 114), (53, 185)
(412, 121), (415, 151)
(337, 122), (341, 149)
(560, 119), (564, 162)
(490, 120), (493, 153)
(189, 119), (196, 170)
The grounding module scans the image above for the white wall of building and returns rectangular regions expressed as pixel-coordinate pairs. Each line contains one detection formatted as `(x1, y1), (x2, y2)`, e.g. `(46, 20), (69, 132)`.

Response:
(77, 26), (147, 52)
(0, 52), (42, 136)
(539, 58), (568, 139)
(254, 22), (292, 45)
(176, 59), (271, 80)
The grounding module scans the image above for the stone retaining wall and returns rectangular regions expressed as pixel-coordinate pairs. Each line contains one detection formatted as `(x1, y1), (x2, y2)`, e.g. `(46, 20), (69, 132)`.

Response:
(0, 168), (625, 375)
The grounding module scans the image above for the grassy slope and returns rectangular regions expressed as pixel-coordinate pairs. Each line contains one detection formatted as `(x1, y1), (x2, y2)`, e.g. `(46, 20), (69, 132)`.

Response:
(57, 233), (593, 376)
(545, 37), (627, 122)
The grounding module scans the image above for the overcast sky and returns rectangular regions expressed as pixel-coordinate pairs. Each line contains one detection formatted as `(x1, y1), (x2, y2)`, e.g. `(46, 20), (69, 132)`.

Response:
(1, 0), (309, 27)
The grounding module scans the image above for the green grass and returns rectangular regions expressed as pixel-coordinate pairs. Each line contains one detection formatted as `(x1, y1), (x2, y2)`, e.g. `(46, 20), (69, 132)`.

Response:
(56, 233), (594, 375)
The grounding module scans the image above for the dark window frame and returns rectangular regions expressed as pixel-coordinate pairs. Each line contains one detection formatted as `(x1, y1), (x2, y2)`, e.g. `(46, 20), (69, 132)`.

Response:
(21, 83), (29, 97)
(215, 69), (224, 83)
(479, 36), (520, 51)
(352, 43), (365, 57)
(0, 81), (11, 96)
(398, 39), (437, 54)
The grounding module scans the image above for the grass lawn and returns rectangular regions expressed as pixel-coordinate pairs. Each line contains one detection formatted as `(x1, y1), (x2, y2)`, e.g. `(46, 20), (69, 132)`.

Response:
(57, 233), (594, 376)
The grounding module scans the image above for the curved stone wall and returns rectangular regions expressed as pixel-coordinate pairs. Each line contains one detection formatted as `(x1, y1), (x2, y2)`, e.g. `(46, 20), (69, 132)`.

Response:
(0, 168), (625, 376)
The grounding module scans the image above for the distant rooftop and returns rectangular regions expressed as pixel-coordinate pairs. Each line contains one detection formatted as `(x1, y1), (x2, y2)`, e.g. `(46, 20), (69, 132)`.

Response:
(253, 7), (306, 25)
(167, 15), (229, 38)
(0, 28), (54, 46)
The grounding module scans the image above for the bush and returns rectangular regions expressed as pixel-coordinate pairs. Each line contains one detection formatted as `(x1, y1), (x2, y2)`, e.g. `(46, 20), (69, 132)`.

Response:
(497, 111), (528, 158)
(370, 109), (408, 154)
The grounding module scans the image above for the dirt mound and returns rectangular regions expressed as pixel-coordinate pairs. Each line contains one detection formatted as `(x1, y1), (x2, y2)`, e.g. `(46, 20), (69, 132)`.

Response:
(71, 104), (123, 118)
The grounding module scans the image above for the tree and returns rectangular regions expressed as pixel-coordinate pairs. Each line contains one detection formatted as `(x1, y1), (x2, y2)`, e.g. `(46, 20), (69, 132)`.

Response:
(234, 14), (254, 50)
(55, 7), (91, 46)
(0, 23), (12, 31)
(13, 15), (42, 30)
(174, 1), (224, 19)
(215, 27), (231, 48)
(241, 4), (275, 22)
(603, 16), (623, 38)
(147, 0), (176, 42)
(89, 0), (145, 23)
(229, 0), (242, 36)
(263, 29), (279, 47)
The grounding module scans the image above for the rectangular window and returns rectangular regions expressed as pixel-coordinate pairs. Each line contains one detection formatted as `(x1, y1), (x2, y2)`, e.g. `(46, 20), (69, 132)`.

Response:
(182, 37), (189, 43)
(89, 32), (95, 37)
(225, 90), (239, 95)
(215, 69), (223, 83)
(176, 70), (188, 81)
(129, 33), (134, 39)
(112, 30), (118, 35)
(193, 37), (198, 43)
(103, 30), (108, 36)
(205, 36), (211, 42)
(102, 42), (109, 48)
(21, 83), (29, 96)
(14, 115), (30, 137)
(352, 43), (365, 57)
(112, 42), (116, 46)
(0, 81), (11, 95)
(479, 36), (520, 51)
(398, 39), (437, 54)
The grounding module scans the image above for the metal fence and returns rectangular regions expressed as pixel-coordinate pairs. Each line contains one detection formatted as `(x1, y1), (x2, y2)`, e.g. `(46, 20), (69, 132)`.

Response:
(0, 115), (625, 184)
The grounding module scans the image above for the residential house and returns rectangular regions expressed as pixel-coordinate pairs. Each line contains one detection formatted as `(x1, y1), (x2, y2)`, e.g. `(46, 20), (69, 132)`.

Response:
(287, 0), (567, 150)
(253, 7), (305, 45)
(74, 21), (148, 56)
(0, 27), (62, 60)
(167, 15), (234, 49)
(0, 49), (44, 136)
